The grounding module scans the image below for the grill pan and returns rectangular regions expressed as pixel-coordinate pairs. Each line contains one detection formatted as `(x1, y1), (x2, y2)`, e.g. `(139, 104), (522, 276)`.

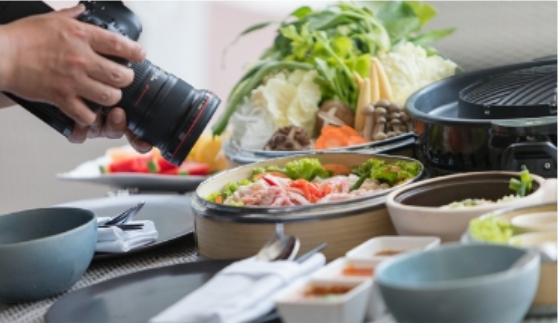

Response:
(405, 58), (557, 177)
(459, 64), (557, 119)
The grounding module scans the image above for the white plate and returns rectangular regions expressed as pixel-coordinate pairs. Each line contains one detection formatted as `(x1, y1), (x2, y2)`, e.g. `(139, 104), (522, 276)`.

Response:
(57, 155), (209, 193)
(56, 194), (195, 261)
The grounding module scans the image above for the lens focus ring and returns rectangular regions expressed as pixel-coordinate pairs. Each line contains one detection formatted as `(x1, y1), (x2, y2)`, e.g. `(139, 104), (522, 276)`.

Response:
(120, 60), (152, 107)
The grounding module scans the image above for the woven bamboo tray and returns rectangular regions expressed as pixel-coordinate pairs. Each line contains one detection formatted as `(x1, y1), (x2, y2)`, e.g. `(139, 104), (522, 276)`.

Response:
(192, 152), (423, 261)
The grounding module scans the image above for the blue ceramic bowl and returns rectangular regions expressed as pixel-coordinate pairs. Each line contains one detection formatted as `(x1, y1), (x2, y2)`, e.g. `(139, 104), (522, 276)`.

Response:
(0, 207), (96, 302)
(375, 243), (540, 323)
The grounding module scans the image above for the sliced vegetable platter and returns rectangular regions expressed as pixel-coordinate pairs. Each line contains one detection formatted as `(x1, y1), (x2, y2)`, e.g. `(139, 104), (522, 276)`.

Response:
(58, 134), (228, 192)
(57, 150), (210, 193)
(214, 1), (459, 154)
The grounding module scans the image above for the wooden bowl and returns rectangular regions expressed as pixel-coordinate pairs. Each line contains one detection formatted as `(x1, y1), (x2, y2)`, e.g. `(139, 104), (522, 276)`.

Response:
(192, 152), (425, 261)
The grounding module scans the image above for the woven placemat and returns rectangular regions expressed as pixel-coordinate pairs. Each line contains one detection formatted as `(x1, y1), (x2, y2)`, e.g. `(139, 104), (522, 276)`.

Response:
(0, 235), (199, 323)
(1, 234), (556, 323)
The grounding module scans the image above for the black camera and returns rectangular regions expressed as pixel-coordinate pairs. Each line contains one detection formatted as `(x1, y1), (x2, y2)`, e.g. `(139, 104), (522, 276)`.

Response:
(0, 1), (220, 165)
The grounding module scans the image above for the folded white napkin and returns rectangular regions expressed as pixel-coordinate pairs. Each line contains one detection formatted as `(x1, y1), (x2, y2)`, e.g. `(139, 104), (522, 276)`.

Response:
(95, 217), (158, 253)
(149, 253), (326, 323)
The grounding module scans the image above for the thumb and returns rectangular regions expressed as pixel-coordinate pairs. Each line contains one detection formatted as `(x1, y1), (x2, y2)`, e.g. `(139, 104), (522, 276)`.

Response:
(54, 4), (86, 18)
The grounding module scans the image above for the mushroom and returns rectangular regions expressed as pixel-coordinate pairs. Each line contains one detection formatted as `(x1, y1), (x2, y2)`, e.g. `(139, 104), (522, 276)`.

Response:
(315, 100), (354, 133)
(400, 111), (414, 132)
(389, 112), (401, 121)
(390, 118), (403, 135)
(371, 107), (387, 141)
(400, 124), (408, 133)
(264, 126), (311, 151)
(361, 104), (375, 141)
(373, 127), (388, 141)
(386, 131), (396, 138)
(388, 102), (403, 114)
(372, 117), (387, 141)
(376, 99), (390, 108)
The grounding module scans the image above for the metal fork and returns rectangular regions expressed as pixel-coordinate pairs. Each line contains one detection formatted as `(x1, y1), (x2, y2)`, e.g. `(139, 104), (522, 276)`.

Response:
(101, 201), (145, 226)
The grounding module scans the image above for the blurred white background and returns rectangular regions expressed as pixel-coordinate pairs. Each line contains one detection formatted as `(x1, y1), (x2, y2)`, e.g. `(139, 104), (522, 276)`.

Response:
(0, 1), (556, 213)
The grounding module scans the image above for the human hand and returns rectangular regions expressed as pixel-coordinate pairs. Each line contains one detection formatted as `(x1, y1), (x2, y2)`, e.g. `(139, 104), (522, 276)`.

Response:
(0, 4), (151, 152)
(68, 107), (153, 153)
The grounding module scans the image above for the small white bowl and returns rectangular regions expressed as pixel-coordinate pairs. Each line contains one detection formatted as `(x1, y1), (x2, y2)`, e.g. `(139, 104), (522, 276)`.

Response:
(311, 258), (386, 321)
(275, 278), (371, 323)
(511, 212), (557, 234)
(345, 236), (441, 265)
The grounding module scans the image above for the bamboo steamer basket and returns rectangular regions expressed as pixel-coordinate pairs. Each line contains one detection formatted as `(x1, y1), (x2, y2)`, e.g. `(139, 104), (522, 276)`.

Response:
(192, 152), (425, 261)
(464, 202), (557, 315)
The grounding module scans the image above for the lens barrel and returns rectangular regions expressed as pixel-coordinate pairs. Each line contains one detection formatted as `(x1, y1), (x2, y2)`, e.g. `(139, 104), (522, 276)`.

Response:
(119, 60), (220, 165)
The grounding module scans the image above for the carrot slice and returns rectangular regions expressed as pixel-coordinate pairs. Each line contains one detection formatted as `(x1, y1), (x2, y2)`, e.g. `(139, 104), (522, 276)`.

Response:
(347, 135), (368, 146)
(339, 125), (360, 137)
(324, 136), (348, 149)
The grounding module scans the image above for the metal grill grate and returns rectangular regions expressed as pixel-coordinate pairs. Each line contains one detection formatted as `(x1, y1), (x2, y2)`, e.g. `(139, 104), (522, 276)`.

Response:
(458, 64), (557, 119)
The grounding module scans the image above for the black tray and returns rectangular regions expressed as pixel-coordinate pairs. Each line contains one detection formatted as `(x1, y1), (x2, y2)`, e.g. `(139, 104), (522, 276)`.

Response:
(45, 260), (281, 323)
(57, 194), (195, 261)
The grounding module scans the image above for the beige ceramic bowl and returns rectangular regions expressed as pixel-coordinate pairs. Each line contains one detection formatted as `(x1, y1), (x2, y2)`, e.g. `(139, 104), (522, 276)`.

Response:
(192, 152), (424, 261)
(385, 171), (551, 242)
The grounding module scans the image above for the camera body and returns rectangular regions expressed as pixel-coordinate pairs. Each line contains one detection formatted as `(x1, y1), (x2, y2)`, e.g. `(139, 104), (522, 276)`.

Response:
(77, 1), (142, 42)
(0, 1), (220, 165)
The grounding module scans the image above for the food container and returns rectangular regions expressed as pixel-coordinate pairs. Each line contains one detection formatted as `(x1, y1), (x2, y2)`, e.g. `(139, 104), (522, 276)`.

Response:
(192, 152), (425, 261)
(0, 207), (96, 302)
(345, 236), (441, 265)
(463, 202), (557, 315)
(510, 212), (557, 234)
(375, 243), (540, 323)
(223, 134), (415, 168)
(385, 171), (552, 242)
(274, 278), (371, 323)
(311, 257), (386, 321)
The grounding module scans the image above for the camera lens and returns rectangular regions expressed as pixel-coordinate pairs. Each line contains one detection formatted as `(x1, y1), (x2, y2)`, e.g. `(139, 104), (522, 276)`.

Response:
(119, 60), (220, 165)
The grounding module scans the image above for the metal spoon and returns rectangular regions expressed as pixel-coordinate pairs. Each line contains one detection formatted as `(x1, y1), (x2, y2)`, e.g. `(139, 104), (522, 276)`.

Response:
(256, 223), (300, 262)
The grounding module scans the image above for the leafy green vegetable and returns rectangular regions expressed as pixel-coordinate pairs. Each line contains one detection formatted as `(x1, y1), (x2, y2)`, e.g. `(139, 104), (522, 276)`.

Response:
(212, 1), (456, 136)
(205, 192), (221, 203)
(284, 158), (331, 181)
(352, 158), (386, 177)
(469, 215), (514, 244)
(509, 169), (533, 197)
(206, 179), (253, 203)
(352, 158), (421, 186)
(253, 165), (284, 176)
(253, 158), (331, 181)
(350, 171), (371, 191)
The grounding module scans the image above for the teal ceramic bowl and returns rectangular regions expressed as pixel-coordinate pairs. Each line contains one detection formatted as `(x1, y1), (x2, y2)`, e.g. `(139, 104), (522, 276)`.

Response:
(375, 243), (540, 323)
(0, 207), (96, 302)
